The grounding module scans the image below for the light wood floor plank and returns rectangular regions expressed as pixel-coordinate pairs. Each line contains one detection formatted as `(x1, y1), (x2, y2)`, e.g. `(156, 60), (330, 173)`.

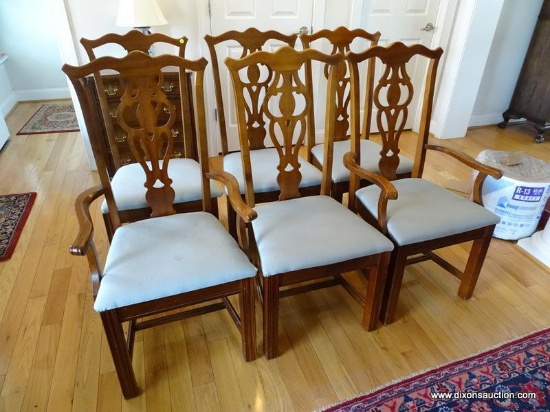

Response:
(72, 292), (102, 412)
(164, 323), (196, 412)
(0, 296), (47, 411)
(19, 323), (62, 412)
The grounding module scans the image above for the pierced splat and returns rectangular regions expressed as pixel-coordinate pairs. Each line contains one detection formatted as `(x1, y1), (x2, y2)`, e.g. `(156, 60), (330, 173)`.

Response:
(301, 27), (381, 143)
(326, 44), (353, 140)
(226, 46), (343, 205)
(239, 63), (272, 149)
(264, 70), (311, 200)
(374, 62), (413, 179)
(117, 73), (177, 217)
(205, 28), (298, 155)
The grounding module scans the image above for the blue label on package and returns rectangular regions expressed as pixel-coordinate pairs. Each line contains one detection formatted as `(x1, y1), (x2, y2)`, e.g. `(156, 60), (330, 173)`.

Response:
(512, 186), (545, 202)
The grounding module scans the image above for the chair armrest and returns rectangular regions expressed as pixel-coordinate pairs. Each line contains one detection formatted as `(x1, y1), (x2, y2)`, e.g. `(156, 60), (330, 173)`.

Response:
(206, 171), (258, 224)
(426, 144), (503, 203)
(69, 185), (106, 256)
(426, 144), (503, 178)
(344, 151), (398, 232)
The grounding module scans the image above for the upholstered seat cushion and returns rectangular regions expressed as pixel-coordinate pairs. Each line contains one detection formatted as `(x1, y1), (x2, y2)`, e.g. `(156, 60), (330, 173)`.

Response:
(356, 178), (501, 246)
(100, 158), (224, 213)
(224, 147), (323, 194)
(252, 195), (394, 277)
(311, 140), (414, 183)
(94, 212), (257, 312)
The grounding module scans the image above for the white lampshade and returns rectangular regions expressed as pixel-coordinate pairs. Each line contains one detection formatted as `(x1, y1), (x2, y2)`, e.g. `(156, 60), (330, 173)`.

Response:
(116, 0), (168, 28)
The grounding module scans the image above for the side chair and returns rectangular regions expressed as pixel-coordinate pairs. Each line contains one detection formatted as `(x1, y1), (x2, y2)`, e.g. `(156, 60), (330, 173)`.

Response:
(344, 42), (503, 324)
(226, 46), (395, 359)
(301, 26), (414, 201)
(81, 30), (222, 240)
(63, 51), (257, 398)
(205, 28), (324, 236)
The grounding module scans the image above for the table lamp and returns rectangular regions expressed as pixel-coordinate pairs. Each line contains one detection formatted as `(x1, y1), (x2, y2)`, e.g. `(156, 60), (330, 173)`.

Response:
(116, 0), (167, 35)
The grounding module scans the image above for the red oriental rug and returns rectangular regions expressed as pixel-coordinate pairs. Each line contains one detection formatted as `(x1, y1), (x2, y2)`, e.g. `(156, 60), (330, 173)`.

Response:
(0, 192), (36, 261)
(17, 103), (79, 135)
(318, 327), (550, 412)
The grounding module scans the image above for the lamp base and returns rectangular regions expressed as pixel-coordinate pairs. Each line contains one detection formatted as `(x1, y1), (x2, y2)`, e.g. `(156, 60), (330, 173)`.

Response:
(134, 26), (152, 35)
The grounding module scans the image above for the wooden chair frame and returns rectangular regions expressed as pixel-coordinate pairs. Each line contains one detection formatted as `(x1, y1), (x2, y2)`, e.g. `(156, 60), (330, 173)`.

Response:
(205, 28), (323, 237)
(205, 27), (298, 156)
(64, 52), (257, 398)
(80, 31), (218, 240)
(344, 42), (503, 324)
(226, 46), (392, 359)
(300, 26), (384, 201)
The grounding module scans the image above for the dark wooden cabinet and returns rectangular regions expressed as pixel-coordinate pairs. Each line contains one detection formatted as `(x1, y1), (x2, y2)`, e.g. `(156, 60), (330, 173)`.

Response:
(499, 0), (550, 143)
(83, 71), (196, 178)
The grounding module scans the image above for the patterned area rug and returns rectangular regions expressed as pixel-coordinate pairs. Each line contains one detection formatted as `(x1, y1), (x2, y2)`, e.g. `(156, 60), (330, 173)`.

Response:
(0, 192), (37, 261)
(17, 103), (79, 135)
(319, 328), (550, 412)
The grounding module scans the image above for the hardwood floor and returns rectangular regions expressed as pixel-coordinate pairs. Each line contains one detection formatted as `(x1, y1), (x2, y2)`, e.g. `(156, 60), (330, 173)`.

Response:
(1, 100), (549, 411)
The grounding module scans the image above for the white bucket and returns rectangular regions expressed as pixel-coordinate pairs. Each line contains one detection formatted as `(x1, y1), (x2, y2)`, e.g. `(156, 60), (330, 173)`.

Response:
(477, 150), (550, 240)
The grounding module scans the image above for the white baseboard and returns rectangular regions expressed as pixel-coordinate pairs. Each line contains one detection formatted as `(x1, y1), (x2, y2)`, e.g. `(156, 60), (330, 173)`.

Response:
(468, 113), (505, 127)
(15, 87), (71, 102)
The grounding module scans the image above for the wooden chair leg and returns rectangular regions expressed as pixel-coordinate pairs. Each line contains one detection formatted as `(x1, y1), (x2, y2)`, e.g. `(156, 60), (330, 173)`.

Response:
(102, 212), (115, 242)
(226, 200), (238, 241)
(362, 252), (390, 331)
(100, 310), (139, 399)
(262, 276), (280, 359)
(380, 249), (408, 325)
(240, 277), (257, 361)
(458, 226), (495, 299)
(332, 183), (345, 203)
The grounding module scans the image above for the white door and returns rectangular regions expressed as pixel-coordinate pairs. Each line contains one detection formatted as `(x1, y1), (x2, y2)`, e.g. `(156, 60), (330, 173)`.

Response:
(309, 0), (442, 140)
(207, 0), (315, 152)
(205, 0), (443, 151)
(361, 0), (441, 131)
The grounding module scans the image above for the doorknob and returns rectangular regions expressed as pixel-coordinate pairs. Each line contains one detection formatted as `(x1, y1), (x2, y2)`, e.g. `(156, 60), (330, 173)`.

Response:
(420, 23), (435, 32)
(299, 26), (309, 36)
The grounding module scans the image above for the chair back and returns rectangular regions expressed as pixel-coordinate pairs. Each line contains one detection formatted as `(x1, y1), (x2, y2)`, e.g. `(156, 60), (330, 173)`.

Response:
(205, 28), (298, 154)
(63, 52), (211, 225)
(80, 30), (188, 59)
(300, 26), (380, 145)
(225, 46), (343, 205)
(80, 32), (195, 172)
(347, 42), (443, 180)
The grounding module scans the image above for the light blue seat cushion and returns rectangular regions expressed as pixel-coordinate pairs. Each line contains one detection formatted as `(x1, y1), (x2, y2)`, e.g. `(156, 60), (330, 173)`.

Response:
(224, 147), (322, 194)
(356, 178), (500, 246)
(94, 212), (257, 312)
(101, 158), (224, 213)
(252, 195), (394, 277)
(311, 140), (414, 183)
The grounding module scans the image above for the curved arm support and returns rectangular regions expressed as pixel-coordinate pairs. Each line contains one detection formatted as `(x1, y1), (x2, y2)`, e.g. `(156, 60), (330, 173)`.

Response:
(70, 185), (106, 256)
(207, 171), (258, 223)
(344, 151), (398, 233)
(70, 185), (106, 299)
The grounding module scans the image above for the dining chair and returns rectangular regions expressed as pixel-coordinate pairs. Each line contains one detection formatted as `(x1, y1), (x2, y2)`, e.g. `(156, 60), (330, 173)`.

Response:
(344, 42), (503, 324)
(81, 30), (223, 240)
(226, 46), (395, 359)
(205, 28), (324, 236)
(301, 26), (414, 202)
(63, 51), (257, 398)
